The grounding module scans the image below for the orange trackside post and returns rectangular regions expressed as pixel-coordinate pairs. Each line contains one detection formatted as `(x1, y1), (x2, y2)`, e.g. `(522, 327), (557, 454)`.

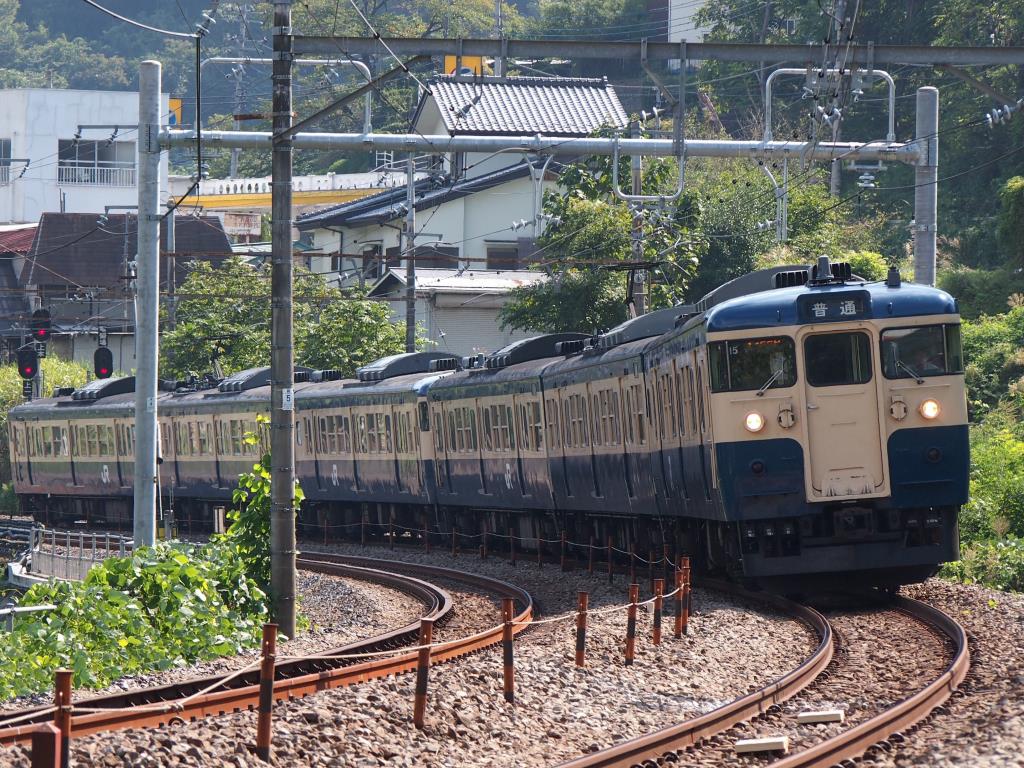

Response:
(255, 623), (278, 762)
(413, 618), (434, 728)
(502, 598), (515, 704)
(625, 583), (639, 666)
(652, 579), (664, 645)
(575, 591), (589, 668)
(30, 724), (60, 768)
(674, 565), (684, 639)
(53, 669), (71, 768)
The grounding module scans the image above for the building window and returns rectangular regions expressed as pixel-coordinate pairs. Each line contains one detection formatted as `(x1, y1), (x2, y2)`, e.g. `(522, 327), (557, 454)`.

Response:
(57, 139), (136, 186)
(486, 242), (520, 270)
(361, 243), (384, 279)
(0, 139), (10, 185)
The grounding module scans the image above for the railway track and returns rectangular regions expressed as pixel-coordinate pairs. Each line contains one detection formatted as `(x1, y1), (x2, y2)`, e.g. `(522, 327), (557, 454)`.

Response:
(557, 589), (968, 768)
(0, 555), (532, 747)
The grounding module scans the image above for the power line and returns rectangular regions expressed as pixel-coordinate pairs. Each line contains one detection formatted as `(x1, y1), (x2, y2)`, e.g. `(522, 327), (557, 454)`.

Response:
(78, 0), (200, 39)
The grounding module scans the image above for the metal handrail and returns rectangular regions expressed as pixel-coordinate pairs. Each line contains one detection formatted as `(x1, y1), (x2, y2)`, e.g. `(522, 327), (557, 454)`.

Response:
(29, 526), (133, 581)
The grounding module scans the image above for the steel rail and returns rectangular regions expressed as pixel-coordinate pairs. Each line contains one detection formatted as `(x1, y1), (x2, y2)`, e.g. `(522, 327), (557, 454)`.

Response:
(769, 595), (969, 768)
(0, 557), (515, 745)
(555, 578), (833, 768)
(62, 556), (531, 739)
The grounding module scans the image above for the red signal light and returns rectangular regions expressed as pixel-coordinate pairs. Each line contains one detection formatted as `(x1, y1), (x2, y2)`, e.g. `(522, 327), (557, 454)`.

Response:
(17, 348), (38, 380)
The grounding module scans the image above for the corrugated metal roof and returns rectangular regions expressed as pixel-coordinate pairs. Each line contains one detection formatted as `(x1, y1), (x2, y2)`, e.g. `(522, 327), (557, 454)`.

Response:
(297, 160), (555, 230)
(421, 76), (628, 136)
(23, 213), (231, 289)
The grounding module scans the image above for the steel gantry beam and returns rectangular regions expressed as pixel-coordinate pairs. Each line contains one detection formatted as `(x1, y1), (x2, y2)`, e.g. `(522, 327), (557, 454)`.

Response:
(292, 37), (1024, 67)
(160, 130), (921, 163)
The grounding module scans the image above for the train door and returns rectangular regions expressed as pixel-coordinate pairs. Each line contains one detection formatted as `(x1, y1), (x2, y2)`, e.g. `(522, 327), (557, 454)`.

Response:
(673, 361), (690, 501)
(431, 402), (449, 493)
(691, 352), (713, 501)
(799, 328), (886, 499)
(114, 419), (129, 487)
(212, 415), (224, 488)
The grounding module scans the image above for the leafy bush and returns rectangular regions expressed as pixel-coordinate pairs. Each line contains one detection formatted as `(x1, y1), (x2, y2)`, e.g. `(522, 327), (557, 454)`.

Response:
(0, 537), (268, 699)
(942, 536), (1024, 592)
(959, 306), (1024, 417)
(0, 448), (298, 700)
(939, 266), (1024, 319)
(997, 176), (1024, 267)
(960, 423), (1024, 543)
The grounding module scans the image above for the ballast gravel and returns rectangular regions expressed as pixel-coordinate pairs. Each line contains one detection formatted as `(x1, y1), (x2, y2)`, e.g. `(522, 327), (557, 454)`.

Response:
(8, 543), (819, 768)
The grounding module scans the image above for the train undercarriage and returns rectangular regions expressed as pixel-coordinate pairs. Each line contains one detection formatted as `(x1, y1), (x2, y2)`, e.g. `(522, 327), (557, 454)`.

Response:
(21, 492), (955, 591)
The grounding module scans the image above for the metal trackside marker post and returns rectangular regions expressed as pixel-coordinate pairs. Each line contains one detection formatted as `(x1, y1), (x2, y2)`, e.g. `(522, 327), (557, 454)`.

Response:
(255, 623), (278, 762)
(502, 597), (515, 704)
(674, 564), (684, 639)
(30, 724), (60, 768)
(53, 669), (71, 768)
(575, 591), (588, 668)
(625, 583), (639, 666)
(653, 579), (664, 645)
(588, 535), (595, 574)
(413, 618), (433, 728)
(560, 530), (567, 571)
(509, 526), (515, 566)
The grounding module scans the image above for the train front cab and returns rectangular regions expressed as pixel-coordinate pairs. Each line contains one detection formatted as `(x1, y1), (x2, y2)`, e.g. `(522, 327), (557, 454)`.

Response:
(707, 282), (967, 585)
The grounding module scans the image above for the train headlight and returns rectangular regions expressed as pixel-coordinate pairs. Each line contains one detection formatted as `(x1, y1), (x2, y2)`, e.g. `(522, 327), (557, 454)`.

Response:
(744, 411), (765, 433)
(919, 399), (941, 420)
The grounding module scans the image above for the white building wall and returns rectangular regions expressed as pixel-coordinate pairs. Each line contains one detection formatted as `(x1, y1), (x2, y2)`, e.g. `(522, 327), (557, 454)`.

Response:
(307, 172), (554, 284)
(668, 0), (710, 42)
(0, 89), (169, 224)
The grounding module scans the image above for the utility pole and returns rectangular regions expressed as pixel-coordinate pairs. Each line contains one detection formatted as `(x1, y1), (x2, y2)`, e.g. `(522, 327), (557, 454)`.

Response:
(135, 61), (161, 548)
(494, 0), (504, 77)
(165, 202), (176, 330)
(270, 0), (297, 639)
(404, 154), (416, 352)
(914, 86), (938, 287)
(630, 121), (645, 316)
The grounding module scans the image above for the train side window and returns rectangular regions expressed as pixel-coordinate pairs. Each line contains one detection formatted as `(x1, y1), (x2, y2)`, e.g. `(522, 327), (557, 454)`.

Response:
(505, 405), (515, 451)
(530, 401), (543, 451)
(805, 332), (872, 387)
(433, 412), (445, 452)
(696, 369), (706, 433)
(447, 411), (457, 453)
(340, 416), (351, 454)
(561, 398), (572, 448)
(544, 398), (559, 451)
(384, 414), (393, 453)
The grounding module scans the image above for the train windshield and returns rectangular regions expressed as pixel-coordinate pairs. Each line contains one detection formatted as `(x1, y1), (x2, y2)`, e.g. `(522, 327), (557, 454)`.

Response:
(709, 337), (796, 393)
(881, 324), (963, 379)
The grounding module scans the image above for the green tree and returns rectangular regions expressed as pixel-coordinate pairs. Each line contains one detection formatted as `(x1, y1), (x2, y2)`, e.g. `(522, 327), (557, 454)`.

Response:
(997, 176), (1024, 267)
(161, 257), (411, 379)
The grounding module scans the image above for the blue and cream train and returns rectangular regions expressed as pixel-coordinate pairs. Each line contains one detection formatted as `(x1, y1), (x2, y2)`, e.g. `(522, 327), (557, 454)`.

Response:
(8, 259), (969, 586)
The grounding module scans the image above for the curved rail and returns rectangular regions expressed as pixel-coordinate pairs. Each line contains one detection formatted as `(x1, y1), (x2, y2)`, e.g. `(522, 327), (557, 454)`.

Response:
(0, 557), (531, 745)
(556, 578), (833, 768)
(770, 595), (969, 768)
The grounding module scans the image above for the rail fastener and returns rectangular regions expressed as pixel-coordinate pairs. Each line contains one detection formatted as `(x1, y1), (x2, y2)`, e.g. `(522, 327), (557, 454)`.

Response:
(735, 736), (790, 754)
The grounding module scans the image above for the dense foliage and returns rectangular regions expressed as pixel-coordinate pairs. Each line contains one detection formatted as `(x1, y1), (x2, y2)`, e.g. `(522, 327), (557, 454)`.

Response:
(161, 257), (416, 378)
(0, 446), (291, 699)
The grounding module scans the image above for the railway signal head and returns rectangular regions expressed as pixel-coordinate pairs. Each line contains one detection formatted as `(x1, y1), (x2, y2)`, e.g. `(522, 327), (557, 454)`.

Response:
(94, 347), (113, 379)
(30, 309), (51, 342)
(17, 348), (38, 380)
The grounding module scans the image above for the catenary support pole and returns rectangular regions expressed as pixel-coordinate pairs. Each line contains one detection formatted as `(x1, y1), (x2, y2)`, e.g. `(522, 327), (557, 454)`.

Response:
(914, 86), (939, 287)
(134, 60), (161, 549)
(405, 154), (416, 352)
(270, 1), (297, 640)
